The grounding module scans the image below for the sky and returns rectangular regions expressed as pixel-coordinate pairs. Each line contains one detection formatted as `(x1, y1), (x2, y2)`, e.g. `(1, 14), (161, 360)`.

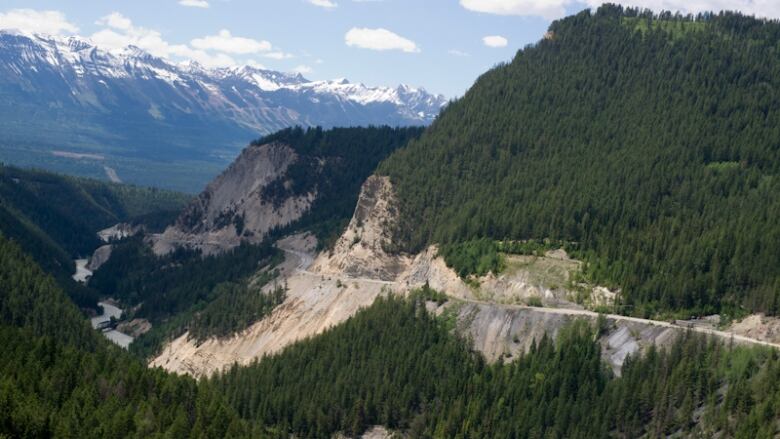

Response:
(1, 1), (779, 97)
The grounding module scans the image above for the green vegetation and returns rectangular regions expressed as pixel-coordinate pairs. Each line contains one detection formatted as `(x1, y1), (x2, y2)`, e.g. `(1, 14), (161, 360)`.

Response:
(380, 5), (780, 318)
(212, 295), (780, 438)
(189, 280), (286, 342)
(409, 283), (449, 305)
(3, 229), (780, 437)
(439, 238), (505, 278)
(258, 126), (423, 249)
(89, 237), (284, 357)
(0, 165), (189, 257)
(0, 234), (255, 437)
(498, 239), (571, 257)
(0, 165), (189, 309)
(440, 238), (576, 279)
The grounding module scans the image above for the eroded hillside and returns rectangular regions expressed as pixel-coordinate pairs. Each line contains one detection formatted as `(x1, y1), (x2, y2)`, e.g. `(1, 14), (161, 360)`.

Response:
(151, 174), (779, 378)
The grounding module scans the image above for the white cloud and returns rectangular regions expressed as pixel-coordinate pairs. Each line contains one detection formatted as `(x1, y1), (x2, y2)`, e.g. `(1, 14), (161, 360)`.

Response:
(191, 29), (272, 54)
(179, 0), (210, 7)
(292, 65), (313, 74)
(263, 51), (294, 59)
(448, 49), (470, 57)
(91, 13), (236, 67)
(245, 60), (267, 69)
(0, 9), (78, 35)
(460, 0), (780, 20)
(308, 0), (338, 8)
(483, 35), (508, 47)
(460, 0), (568, 19)
(345, 27), (420, 53)
(95, 12), (132, 31)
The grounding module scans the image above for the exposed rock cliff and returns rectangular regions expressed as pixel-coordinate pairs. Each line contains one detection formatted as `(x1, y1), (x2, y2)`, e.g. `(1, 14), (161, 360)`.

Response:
(86, 245), (112, 271)
(152, 142), (314, 255)
(311, 175), (411, 281)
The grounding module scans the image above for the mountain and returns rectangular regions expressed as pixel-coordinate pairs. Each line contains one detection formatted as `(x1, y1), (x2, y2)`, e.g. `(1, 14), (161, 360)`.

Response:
(0, 30), (446, 192)
(3, 6), (780, 438)
(152, 126), (422, 255)
(379, 6), (780, 320)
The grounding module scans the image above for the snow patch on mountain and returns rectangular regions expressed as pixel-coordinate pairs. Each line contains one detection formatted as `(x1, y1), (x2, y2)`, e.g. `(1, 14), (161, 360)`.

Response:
(0, 29), (447, 118)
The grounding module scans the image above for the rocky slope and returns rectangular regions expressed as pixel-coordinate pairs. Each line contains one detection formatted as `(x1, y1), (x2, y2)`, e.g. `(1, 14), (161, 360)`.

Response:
(0, 30), (446, 191)
(152, 142), (311, 255)
(311, 176), (411, 281)
(151, 176), (704, 378)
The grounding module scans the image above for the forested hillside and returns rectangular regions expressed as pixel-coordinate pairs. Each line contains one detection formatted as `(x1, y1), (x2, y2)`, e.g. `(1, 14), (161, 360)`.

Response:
(90, 238), (283, 358)
(380, 6), (780, 318)
(212, 295), (780, 438)
(0, 234), (255, 437)
(0, 165), (189, 259)
(0, 165), (190, 308)
(258, 125), (423, 248)
(2, 231), (779, 437)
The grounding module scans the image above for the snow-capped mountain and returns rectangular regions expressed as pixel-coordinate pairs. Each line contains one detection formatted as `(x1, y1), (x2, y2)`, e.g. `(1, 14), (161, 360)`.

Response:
(0, 30), (446, 191)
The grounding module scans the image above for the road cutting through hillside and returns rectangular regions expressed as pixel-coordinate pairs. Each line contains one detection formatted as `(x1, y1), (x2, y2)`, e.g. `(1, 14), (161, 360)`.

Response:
(277, 242), (780, 351)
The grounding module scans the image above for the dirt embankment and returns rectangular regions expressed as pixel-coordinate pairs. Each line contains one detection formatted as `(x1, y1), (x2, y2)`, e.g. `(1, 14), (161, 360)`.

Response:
(151, 230), (395, 377)
(728, 314), (780, 344)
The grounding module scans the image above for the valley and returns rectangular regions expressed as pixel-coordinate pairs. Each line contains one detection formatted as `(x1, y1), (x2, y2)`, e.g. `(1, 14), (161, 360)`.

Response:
(0, 31), (445, 192)
(2, 4), (780, 437)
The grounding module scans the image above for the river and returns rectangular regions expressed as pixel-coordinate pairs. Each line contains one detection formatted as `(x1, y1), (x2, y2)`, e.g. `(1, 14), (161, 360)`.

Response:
(73, 258), (134, 349)
(90, 301), (134, 349)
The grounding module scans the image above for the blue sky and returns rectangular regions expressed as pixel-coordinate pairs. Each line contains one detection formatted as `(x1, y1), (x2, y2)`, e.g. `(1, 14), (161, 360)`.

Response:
(1, 0), (777, 97)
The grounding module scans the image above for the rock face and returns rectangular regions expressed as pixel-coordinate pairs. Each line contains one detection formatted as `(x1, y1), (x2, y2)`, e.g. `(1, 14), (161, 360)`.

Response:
(311, 176), (411, 281)
(449, 302), (677, 375)
(152, 176), (415, 376)
(86, 245), (112, 271)
(152, 142), (314, 255)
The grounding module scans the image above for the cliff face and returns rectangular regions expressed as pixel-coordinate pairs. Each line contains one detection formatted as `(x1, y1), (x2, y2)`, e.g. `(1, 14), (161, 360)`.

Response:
(152, 142), (315, 255)
(311, 175), (411, 281)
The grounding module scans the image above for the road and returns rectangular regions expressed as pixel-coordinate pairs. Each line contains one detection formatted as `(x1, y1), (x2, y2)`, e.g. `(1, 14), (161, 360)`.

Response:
(277, 244), (396, 286)
(276, 241), (780, 350)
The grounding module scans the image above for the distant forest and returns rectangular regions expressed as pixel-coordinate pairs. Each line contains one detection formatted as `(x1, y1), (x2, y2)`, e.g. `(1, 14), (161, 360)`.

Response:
(380, 5), (780, 318)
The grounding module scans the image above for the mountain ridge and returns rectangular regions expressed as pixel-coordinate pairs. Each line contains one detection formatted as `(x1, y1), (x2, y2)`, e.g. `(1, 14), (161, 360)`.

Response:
(0, 29), (446, 192)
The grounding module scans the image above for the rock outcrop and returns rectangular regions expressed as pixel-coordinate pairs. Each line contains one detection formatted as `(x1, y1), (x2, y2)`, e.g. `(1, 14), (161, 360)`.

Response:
(97, 223), (143, 243)
(86, 244), (112, 271)
(152, 176), (414, 377)
(311, 176), (411, 281)
(152, 142), (314, 255)
(447, 301), (677, 375)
